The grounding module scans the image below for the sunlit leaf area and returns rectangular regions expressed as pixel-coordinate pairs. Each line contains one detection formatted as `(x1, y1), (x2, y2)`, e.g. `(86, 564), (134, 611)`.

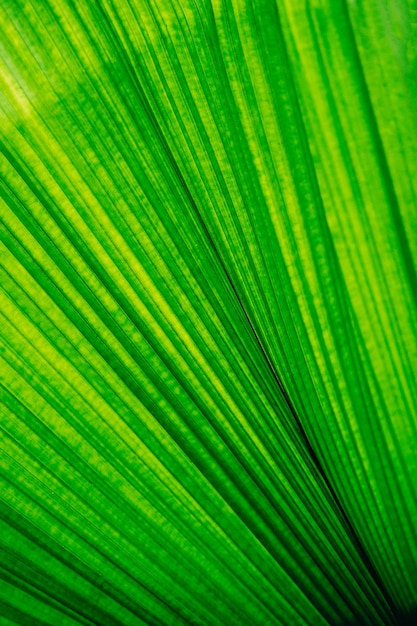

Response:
(1, 1), (417, 624)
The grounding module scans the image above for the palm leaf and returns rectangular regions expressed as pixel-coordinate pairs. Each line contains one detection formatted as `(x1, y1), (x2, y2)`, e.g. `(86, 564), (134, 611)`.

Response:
(1, 1), (416, 624)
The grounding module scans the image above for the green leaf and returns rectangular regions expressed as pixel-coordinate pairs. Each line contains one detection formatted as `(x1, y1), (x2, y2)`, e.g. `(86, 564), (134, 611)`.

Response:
(0, 1), (416, 624)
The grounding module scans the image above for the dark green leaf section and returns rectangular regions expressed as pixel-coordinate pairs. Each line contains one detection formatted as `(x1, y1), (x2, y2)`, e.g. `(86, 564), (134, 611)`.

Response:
(0, 1), (415, 624)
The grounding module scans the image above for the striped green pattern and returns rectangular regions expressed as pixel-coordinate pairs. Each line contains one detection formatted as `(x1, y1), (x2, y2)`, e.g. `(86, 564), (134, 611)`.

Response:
(1, 1), (416, 624)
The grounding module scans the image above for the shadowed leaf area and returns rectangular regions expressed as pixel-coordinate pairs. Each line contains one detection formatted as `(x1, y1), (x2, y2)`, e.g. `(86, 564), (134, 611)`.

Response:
(0, 1), (416, 624)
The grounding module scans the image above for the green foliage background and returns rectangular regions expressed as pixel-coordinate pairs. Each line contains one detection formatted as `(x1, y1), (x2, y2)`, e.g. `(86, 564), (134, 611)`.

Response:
(1, 1), (416, 624)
